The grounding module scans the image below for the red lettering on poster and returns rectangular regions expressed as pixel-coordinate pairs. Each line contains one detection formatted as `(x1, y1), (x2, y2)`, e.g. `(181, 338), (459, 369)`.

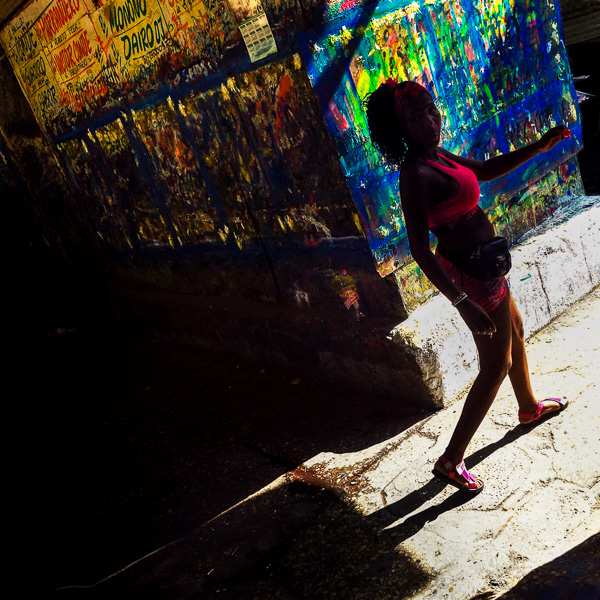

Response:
(51, 29), (92, 76)
(35, 0), (81, 46)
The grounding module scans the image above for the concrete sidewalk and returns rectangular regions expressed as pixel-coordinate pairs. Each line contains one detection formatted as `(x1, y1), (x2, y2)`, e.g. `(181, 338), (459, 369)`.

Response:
(53, 286), (599, 599)
(304, 285), (600, 599)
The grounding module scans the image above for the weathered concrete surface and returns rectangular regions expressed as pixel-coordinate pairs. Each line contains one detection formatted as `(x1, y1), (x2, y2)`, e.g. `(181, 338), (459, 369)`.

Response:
(390, 196), (600, 408)
(48, 285), (599, 599)
(302, 285), (600, 600)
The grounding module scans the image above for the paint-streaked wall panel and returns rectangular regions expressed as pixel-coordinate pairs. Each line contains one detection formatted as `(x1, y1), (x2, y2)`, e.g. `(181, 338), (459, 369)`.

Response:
(132, 98), (222, 245)
(58, 135), (135, 250)
(298, 0), (583, 276)
(93, 117), (176, 247)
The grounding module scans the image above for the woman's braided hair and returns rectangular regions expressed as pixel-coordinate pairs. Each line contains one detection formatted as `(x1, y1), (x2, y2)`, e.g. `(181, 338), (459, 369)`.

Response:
(365, 82), (408, 168)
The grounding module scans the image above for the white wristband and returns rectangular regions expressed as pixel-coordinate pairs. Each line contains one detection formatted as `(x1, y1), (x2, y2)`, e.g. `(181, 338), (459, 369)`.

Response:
(452, 292), (468, 307)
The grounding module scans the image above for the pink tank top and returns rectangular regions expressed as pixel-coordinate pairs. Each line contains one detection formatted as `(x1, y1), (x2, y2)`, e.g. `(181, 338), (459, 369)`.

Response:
(418, 156), (481, 230)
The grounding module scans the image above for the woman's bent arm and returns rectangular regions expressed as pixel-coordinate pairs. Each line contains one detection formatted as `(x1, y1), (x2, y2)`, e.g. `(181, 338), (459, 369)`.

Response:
(399, 163), (496, 335)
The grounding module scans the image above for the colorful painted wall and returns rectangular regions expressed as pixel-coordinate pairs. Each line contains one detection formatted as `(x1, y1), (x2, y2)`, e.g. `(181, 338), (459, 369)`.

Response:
(0, 0), (585, 396)
(298, 0), (583, 306)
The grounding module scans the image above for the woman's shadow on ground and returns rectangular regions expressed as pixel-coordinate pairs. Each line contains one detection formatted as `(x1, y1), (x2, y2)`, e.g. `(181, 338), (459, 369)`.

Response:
(365, 424), (533, 543)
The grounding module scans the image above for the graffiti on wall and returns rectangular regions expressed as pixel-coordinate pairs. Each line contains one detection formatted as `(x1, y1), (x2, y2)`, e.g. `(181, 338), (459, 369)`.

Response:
(0, 0), (322, 134)
(0, 0), (359, 255)
(298, 0), (583, 276)
(0, 0), (219, 130)
(50, 54), (358, 251)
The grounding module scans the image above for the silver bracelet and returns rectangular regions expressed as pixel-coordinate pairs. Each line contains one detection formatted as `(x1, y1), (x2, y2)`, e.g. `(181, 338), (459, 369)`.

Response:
(451, 292), (468, 307)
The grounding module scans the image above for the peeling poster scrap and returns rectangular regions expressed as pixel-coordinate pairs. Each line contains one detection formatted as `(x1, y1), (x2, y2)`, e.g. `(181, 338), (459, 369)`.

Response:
(228, 0), (276, 63)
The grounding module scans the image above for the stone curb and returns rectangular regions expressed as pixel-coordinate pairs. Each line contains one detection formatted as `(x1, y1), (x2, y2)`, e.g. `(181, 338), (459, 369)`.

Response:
(388, 197), (600, 408)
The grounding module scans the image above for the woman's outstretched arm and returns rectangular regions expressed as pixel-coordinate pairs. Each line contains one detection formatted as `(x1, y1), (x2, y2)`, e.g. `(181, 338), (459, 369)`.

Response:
(481, 125), (571, 181)
(439, 125), (571, 182)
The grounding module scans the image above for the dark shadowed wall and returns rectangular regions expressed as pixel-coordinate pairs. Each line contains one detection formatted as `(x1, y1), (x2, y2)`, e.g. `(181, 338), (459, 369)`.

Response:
(1, 0), (423, 401)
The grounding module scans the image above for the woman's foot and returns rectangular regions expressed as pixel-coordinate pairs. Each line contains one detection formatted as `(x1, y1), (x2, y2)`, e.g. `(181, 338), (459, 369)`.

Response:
(432, 455), (484, 493)
(518, 397), (569, 426)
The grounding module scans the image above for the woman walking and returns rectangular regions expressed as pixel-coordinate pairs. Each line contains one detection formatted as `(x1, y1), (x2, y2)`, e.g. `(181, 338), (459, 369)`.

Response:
(366, 80), (570, 493)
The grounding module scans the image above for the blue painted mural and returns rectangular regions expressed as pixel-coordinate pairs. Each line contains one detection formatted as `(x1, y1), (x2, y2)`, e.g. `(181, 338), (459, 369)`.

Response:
(298, 0), (583, 277)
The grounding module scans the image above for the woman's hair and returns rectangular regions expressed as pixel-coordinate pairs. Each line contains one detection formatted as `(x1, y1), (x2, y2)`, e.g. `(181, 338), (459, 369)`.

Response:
(365, 83), (407, 168)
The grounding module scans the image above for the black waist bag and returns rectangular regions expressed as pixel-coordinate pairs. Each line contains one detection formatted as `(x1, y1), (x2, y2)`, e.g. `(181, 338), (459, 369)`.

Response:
(438, 236), (512, 281)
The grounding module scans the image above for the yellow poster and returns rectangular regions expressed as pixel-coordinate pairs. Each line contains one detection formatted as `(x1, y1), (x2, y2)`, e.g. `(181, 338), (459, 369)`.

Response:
(91, 0), (174, 85)
(47, 13), (106, 112)
(0, 0), (268, 129)
(0, 0), (178, 130)
(0, 0), (104, 128)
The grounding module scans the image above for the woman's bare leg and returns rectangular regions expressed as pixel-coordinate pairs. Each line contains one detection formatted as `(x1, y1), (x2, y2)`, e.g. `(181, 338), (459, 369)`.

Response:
(507, 292), (564, 419)
(507, 293), (537, 411)
(434, 294), (513, 485)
